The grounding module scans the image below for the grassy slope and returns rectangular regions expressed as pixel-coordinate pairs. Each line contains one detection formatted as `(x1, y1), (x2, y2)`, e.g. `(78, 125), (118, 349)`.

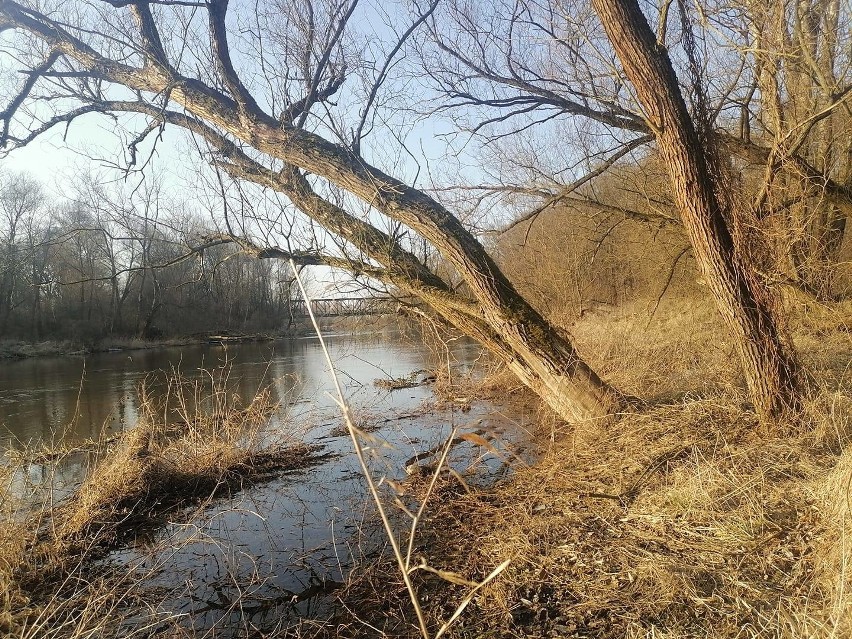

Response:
(336, 301), (852, 638)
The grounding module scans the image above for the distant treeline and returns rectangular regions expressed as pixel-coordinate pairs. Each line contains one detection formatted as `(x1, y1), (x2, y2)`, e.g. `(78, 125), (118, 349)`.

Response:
(0, 172), (297, 342)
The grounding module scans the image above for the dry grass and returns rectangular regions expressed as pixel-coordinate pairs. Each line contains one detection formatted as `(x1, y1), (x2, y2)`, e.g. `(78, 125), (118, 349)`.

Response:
(0, 370), (324, 638)
(565, 297), (739, 401)
(338, 402), (852, 638)
(374, 370), (435, 391)
(328, 304), (852, 638)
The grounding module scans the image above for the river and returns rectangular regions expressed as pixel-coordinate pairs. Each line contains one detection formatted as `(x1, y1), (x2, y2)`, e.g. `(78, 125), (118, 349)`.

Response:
(1, 326), (533, 634)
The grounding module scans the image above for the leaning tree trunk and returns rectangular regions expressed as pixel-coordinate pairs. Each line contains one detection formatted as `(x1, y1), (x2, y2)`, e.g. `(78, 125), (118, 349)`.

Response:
(0, 0), (624, 424)
(592, 0), (804, 423)
(246, 125), (626, 423)
(414, 276), (623, 422)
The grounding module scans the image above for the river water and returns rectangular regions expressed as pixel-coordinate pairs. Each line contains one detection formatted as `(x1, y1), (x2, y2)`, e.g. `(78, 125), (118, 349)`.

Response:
(1, 327), (534, 634)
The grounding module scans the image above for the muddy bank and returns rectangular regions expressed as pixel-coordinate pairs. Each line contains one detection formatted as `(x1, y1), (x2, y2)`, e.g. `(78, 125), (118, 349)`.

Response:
(0, 333), (282, 361)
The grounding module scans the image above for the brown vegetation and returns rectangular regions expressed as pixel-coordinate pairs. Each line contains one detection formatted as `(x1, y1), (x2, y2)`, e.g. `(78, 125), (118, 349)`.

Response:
(0, 373), (324, 637)
(329, 306), (852, 638)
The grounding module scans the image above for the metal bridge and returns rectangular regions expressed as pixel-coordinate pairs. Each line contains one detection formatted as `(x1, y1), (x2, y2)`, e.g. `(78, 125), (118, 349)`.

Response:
(290, 296), (406, 318)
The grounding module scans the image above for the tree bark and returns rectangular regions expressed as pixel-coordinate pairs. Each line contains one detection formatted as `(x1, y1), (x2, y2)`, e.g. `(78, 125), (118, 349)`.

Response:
(592, 0), (804, 422)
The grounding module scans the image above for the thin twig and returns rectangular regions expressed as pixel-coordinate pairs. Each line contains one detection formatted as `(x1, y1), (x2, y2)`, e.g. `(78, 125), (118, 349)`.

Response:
(405, 427), (458, 571)
(289, 259), (431, 639)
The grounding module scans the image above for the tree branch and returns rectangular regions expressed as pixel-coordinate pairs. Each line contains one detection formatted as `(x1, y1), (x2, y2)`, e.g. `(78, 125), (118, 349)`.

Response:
(353, 0), (440, 152)
(206, 0), (263, 119)
(127, 1), (170, 69)
(500, 134), (656, 234)
(0, 50), (61, 146)
(293, 0), (358, 128)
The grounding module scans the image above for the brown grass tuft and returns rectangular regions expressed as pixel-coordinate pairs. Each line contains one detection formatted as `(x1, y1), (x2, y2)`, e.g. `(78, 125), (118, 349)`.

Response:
(811, 445), (852, 637)
(0, 369), (324, 638)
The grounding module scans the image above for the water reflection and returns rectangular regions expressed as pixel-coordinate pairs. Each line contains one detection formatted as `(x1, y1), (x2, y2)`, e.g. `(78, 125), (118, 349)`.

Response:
(0, 328), (481, 448)
(1, 328), (525, 635)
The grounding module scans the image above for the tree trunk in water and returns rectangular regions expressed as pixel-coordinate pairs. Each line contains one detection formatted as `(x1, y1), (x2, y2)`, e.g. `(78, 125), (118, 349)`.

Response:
(592, 0), (804, 423)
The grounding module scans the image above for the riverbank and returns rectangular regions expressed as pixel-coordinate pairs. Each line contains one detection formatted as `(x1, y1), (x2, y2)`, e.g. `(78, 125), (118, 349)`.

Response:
(319, 302), (852, 638)
(2, 303), (850, 637)
(334, 392), (850, 638)
(0, 314), (410, 361)
(0, 329), (504, 636)
(0, 333), (295, 360)
(0, 336), (193, 359)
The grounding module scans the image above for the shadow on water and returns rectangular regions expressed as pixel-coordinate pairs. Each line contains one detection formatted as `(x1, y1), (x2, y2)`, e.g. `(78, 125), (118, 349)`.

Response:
(1, 328), (533, 634)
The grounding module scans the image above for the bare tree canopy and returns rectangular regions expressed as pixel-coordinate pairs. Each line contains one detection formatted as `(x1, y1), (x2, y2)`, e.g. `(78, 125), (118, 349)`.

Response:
(419, 0), (852, 297)
(2, 0), (839, 422)
(0, 0), (625, 422)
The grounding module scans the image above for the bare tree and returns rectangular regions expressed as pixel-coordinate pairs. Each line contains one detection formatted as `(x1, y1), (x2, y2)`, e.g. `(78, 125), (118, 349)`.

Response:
(0, 171), (44, 333)
(587, 0), (806, 420)
(0, 0), (623, 422)
(0, 168), (300, 339)
(730, 0), (852, 299)
(418, 0), (851, 281)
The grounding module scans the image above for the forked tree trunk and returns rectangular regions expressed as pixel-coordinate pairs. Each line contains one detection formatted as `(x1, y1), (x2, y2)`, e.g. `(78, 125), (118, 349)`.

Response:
(592, 0), (804, 422)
